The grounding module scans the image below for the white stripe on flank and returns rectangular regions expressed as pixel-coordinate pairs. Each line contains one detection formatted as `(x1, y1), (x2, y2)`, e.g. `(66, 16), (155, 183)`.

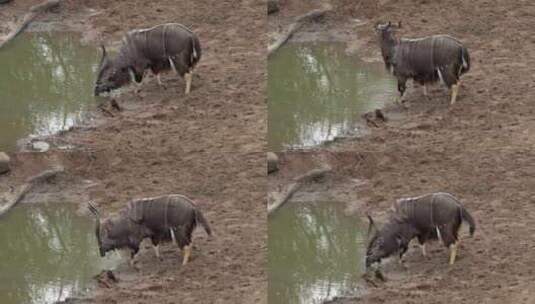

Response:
(169, 57), (178, 74)
(134, 23), (193, 34)
(436, 226), (443, 243)
(436, 67), (445, 85)
(170, 228), (177, 246)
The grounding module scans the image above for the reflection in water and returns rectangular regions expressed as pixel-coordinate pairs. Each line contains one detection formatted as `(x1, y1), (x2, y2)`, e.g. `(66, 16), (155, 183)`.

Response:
(268, 202), (365, 304)
(268, 43), (396, 151)
(0, 203), (120, 304)
(0, 32), (99, 151)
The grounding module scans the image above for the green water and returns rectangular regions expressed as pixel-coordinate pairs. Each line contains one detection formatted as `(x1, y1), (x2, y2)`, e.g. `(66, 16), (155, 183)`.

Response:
(0, 32), (99, 152)
(268, 202), (365, 304)
(268, 43), (396, 151)
(0, 203), (120, 304)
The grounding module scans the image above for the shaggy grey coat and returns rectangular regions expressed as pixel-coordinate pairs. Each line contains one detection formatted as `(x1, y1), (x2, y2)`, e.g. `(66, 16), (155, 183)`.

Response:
(89, 194), (211, 260)
(366, 192), (475, 268)
(376, 22), (470, 102)
(95, 23), (201, 95)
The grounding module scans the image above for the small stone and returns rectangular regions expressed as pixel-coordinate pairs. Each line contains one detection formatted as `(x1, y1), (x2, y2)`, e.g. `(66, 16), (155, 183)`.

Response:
(0, 152), (10, 174)
(32, 141), (50, 152)
(267, 152), (279, 174)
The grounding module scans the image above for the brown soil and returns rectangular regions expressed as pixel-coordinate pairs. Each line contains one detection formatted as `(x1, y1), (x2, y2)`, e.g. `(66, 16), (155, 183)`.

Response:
(0, 0), (265, 303)
(270, 0), (535, 303)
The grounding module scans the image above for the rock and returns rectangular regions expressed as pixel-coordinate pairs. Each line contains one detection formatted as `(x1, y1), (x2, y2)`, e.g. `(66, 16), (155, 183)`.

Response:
(375, 109), (387, 122)
(32, 141), (50, 152)
(94, 270), (118, 289)
(267, 0), (279, 14)
(0, 152), (10, 174)
(267, 152), (279, 174)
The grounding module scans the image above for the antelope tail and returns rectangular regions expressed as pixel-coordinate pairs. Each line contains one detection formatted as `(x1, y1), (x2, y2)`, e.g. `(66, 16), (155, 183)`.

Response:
(188, 35), (201, 68)
(460, 206), (476, 236)
(195, 209), (212, 236)
(460, 46), (470, 74)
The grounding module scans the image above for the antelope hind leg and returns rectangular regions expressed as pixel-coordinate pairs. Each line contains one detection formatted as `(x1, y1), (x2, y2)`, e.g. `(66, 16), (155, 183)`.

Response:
(182, 244), (192, 265)
(449, 242), (458, 265)
(157, 74), (164, 87)
(450, 83), (459, 105)
(168, 57), (192, 94)
(185, 72), (192, 94)
(153, 244), (161, 260)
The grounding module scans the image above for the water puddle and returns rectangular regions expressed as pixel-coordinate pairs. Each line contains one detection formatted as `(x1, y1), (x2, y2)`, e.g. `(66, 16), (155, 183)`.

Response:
(268, 202), (366, 304)
(268, 43), (396, 151)
(0, 203), (120, 304)
(0, 32), (100, 152)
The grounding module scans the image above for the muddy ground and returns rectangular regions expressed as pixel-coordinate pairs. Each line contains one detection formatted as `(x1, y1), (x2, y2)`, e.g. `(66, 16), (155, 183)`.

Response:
(1, 0), (265, 303)
(269, 0), (535, 303)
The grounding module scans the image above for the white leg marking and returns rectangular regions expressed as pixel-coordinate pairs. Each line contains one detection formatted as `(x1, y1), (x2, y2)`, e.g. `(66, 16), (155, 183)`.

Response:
(451, 84), (459, 105)
(129, 250), (136, 268)
(157, 74), (163, 86)
(421, 243), (427, 257)
(449, 242), (458, 265)
(182, 244), (192, 265)
(129, 69), (140, 86)
(153, 245), (160, 259)
(185, 72), (192, 94)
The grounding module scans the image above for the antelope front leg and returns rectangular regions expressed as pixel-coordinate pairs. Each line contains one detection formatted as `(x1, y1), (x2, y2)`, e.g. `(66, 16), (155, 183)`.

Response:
(153, 244), (161, 260)
(129, 69), (144, 94)
(129, 249), (139, 268)
(422, 84), (429, 99)
(420, 243), (427, 257)
(185, 71), (193, 94)
(182, 244), (192, 265)
(396, 78), (407, 104)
